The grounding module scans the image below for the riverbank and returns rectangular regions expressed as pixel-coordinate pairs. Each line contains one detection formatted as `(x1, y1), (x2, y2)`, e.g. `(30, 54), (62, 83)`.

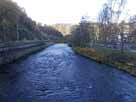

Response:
(73, 47), (136, 76)
(0, 42), (52, 66)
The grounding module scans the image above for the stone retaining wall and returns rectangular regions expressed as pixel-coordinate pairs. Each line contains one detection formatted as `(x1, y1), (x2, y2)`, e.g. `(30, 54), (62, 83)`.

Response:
(0, 42), (50, 65)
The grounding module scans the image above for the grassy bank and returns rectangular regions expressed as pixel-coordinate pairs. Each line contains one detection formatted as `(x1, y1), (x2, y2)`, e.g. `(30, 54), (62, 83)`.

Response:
(73, 47), (136, 76)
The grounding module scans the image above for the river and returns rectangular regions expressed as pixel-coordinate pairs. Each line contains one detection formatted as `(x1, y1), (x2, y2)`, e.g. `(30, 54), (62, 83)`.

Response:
(0, 44), (136, 102)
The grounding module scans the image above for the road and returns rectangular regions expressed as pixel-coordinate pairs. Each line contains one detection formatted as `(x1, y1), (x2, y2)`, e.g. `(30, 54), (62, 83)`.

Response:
(0, 44), (136, 102)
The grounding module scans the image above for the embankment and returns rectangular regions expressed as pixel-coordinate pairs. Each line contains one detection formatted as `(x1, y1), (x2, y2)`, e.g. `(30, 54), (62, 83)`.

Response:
(73, 47), (136, 76)
(0, 41), (52, 65)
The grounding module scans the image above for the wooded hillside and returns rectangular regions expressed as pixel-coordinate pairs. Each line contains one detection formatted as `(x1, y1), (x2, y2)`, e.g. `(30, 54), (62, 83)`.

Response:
(0, 0), (63, 42)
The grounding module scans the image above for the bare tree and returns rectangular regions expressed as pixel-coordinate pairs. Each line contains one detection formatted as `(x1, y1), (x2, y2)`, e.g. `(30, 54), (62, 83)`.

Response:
(98, 0), (127, 52)
(98, 3), (113, 43)
(119, 20), (125, 53)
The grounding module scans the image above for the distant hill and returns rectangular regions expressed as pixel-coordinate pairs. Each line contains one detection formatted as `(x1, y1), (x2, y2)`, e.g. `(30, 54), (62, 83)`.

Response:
(51, 23), (75, 36)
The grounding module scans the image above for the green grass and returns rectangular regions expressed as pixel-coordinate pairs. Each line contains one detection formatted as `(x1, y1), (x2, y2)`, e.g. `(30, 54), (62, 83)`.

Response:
(73, 46), (136, 76)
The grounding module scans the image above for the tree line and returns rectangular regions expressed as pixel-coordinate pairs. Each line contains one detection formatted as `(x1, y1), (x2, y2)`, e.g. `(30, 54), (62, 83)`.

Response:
(68, 0), (136, 52)
(0, 0), (63, 42)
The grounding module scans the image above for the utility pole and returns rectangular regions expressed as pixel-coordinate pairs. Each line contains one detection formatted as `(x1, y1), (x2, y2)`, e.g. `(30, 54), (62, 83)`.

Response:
(16, 17), (19, 41)
(2, 19), (7, 42)
(16, 21), (19, 41)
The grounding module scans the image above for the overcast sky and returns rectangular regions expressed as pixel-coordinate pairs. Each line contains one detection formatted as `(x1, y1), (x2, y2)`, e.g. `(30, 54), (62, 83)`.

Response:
(13, 0), (136, 24)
